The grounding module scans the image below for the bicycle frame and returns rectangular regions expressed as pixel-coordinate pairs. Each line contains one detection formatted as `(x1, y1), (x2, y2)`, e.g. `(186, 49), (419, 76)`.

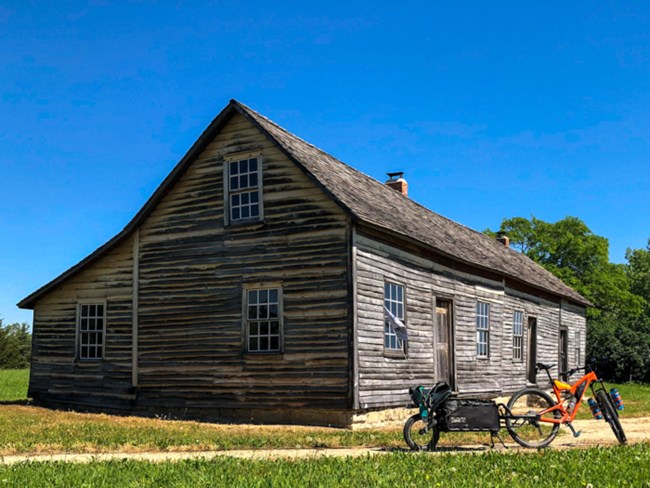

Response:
(536, 366), (609, 425)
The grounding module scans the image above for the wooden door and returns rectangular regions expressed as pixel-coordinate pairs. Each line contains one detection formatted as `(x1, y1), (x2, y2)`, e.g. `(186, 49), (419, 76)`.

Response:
(435, 301), (453, 387)
(527, 317), (538, 384)
(559, 329), (569, 380)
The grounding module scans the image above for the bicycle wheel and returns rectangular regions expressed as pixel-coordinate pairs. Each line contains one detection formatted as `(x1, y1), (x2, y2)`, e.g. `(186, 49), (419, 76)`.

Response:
(506, 388), (561, 448)
(596, 390), (627, 445)
(403, 414), (439, 451)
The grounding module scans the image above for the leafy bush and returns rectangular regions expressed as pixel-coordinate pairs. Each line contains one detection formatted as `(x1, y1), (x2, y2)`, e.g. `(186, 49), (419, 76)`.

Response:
(0, 320), (31, 369)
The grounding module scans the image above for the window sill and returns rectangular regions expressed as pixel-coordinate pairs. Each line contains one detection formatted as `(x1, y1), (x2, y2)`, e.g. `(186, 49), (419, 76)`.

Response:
(225, 218), (264, 229)
(243, 351), (284, 359)
(383, 350), (408, 360)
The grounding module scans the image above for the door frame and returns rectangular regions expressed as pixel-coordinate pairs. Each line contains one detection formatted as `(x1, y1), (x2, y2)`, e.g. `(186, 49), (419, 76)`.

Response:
(434, 297), (456, 391)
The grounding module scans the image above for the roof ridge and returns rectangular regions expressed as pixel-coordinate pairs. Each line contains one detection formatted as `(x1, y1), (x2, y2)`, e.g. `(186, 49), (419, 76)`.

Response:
(236, 101), (518, 252)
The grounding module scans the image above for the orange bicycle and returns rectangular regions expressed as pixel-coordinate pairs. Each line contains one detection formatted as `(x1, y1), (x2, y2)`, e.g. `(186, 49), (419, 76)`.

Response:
(504, 362), (627, 448)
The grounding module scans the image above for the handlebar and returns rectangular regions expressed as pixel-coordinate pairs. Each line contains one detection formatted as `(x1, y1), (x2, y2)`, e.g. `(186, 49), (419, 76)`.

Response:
(559, 366), (583, 378)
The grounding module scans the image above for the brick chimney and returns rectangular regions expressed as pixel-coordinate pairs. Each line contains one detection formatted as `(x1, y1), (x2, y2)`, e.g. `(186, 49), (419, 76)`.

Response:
(385, 172), (408, 196)
(496, 234), (510, 247)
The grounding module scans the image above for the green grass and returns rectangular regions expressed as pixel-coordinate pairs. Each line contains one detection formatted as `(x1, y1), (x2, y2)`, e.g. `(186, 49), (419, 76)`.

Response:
(0, 444), (649, 487)
(0, 369), (29, 402)
(0, 370), (647, 455)
(574, 382), (647, 419)
(0, 405), (502, 454)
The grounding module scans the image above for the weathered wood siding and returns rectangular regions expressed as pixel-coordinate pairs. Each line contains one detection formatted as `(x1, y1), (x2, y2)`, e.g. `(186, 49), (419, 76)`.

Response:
(29, 235), (135, 408)
(354, 230), (587, 409)
(135, 113), (350, 411)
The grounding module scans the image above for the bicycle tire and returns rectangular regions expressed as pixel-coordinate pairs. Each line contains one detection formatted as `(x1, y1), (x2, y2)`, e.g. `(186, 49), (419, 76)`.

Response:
(596, 390), (627, 445)
(403, 414), (439, 451)
(506, 388), (561, 448)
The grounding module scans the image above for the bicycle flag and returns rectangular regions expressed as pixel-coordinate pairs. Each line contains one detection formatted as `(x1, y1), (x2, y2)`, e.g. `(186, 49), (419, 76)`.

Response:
(384, 306), (408, 342)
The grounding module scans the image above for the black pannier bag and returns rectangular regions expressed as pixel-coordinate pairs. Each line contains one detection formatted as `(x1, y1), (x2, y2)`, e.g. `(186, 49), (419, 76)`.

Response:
(439, 398), (500, 432)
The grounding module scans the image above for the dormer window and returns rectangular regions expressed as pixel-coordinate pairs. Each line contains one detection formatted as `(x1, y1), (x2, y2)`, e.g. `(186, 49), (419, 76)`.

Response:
(225, 154), (263, 224)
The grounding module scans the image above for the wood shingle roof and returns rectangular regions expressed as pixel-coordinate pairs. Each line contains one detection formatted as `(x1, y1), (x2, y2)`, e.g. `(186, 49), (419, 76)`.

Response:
(236, 101), (590, 307)
(19, 100), (590, 309)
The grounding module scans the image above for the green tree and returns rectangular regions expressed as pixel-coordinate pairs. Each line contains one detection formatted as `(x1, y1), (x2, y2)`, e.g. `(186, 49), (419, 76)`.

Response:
(487, 216), (644, 318)
(487, 217), (650, 381)
(0, 319), (32, 369)
(626, 240), (650, 304)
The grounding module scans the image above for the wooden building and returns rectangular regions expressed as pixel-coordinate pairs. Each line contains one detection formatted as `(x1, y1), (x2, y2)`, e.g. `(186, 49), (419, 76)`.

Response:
(19, 100), (590, 426)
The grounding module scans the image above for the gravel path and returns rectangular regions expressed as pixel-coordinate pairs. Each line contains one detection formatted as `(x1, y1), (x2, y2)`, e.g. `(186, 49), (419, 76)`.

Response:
(0, 417), (647, 465)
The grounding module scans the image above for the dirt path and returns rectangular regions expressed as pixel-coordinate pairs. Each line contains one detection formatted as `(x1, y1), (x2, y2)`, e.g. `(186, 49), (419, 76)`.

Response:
(0, 417), (647, 466)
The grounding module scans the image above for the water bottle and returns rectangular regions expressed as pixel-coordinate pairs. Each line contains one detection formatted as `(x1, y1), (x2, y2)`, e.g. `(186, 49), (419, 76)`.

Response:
(610, 388), (624, 411)
(567, 398), (576, 414)
(587, 398), (603, 420)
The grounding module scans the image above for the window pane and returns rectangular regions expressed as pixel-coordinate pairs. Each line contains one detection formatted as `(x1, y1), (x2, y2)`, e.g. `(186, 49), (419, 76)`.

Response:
(248, 306), (258, 320)
(232, 207), (240, 220)
(249, 158), (257, 172)
(241, 192), (249, 205)
(249, 337), (258, 351)
(260, 337), (269, 350)
(269, 304), (278, 318)
(251, 204), (259, 217)
(81, 346), (89, 358)
(239, 159), (248, 173)
(97, 304), (104, 316)
(230, 161), (238, 175)
(248, 290), (257, 304)
(385, 335), (390, 348)
(259, 305), (268, 318)
(232, 194), (240, 206)
(259, 290), (268, 302)
(250, 173), (258, 187)
(270, 336), (279, 351)
(269, 289), (278, 302)
(260, 322), (269, 335)
(239, 174), (249, 188)
(251, 191), (259, 203)
(249, 322), (258, 335)
(230, 176), (239, 190)
(270, 321), (279, 334)
(242, 206), (250, 218)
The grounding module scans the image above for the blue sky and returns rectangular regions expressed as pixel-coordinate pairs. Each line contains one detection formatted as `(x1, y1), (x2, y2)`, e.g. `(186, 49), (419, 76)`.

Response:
(2, 2), (649, 325)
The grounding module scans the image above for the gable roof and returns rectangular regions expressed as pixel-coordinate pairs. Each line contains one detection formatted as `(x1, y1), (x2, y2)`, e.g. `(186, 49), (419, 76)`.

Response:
(18, 100), (590, 309)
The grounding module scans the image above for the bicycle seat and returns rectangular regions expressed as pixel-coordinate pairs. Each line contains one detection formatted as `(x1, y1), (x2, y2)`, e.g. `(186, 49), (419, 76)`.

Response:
(536, 363), (555, 371)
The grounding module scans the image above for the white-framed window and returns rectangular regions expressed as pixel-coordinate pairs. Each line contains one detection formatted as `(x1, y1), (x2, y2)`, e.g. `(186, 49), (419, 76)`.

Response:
(513, 310), (524, 361)
(245, 287), (281, 352)
(77, 302), (106, 360)
(575, 331), (581, 365)
(225, 155), (263, 224)
(476, 301), (490, 358)
(384, 282), (405, 351)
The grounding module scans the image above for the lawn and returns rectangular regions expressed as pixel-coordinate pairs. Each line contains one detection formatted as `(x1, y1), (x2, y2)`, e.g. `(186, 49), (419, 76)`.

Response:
(0, 444), (648, 487)
(0, 369), (648, 455)
(0, 369), (29, 402)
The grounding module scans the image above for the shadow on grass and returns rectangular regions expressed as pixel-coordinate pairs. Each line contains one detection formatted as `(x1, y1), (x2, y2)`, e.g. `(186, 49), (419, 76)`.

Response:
(384, 444), (493, 453)
(0, 400), (32, 406)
